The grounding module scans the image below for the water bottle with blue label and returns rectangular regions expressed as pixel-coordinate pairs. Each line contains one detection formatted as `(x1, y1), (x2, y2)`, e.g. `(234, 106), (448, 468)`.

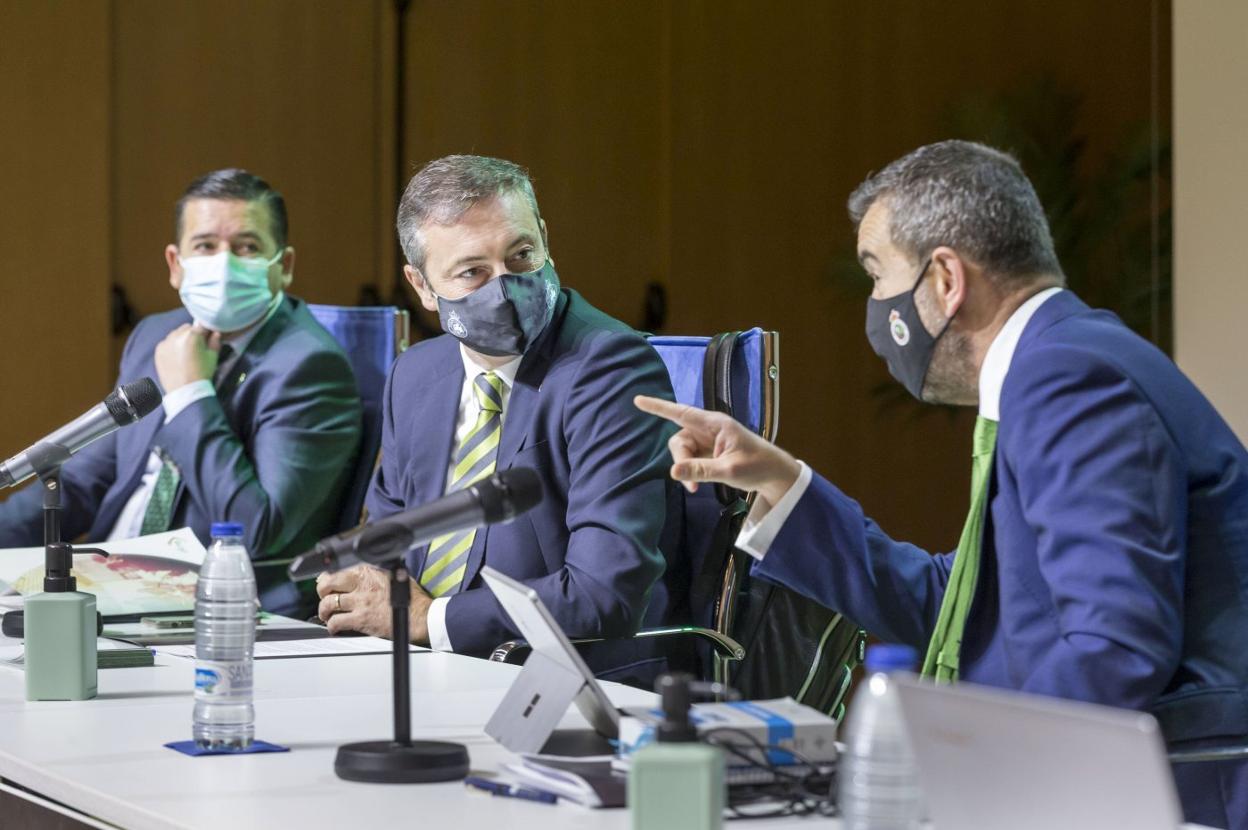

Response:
(193, 522), (256, 750)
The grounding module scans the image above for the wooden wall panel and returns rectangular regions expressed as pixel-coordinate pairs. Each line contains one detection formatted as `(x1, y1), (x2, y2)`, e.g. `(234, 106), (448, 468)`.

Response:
(111, 0), (389, 341)
(402, 0), (670, 330)
(0, 0), (1167, 548)
(0, 0), (112, 500)
(399, 0), (1166, 551)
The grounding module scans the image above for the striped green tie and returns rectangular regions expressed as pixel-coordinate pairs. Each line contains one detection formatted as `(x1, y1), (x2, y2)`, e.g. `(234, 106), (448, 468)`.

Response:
(921, 415), (998, 682)
(139, 451), (180, 535)
(420, 372), (504, 597)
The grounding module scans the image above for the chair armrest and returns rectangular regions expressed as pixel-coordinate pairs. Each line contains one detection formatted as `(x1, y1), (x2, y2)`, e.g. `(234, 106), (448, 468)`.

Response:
(1168, 746), (1248, 764)
(489, 626), (746, 665)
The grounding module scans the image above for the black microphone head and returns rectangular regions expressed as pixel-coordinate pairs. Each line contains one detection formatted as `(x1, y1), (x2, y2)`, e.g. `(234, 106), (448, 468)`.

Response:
(106, 377), (162, 425)
(475, 467), (543, 523)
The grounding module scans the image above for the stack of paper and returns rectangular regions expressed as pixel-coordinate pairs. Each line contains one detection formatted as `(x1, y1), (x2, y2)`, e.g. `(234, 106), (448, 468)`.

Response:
(0, 638), (154, 670)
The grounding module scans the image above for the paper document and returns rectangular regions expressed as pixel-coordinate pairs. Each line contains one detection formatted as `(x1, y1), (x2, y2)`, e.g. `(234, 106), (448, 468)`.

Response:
(155, 636), (423, 660)
(0, 528), (206, 616)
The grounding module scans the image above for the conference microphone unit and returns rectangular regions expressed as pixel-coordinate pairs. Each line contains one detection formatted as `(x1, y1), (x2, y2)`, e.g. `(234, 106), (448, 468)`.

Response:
(0, 377), (163, 489)
(288, 467), (543, 580)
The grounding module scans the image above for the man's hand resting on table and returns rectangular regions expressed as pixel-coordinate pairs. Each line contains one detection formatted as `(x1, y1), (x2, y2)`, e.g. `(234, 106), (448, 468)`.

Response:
(316, 565), (433, 644)
(633, 395), (801, 510)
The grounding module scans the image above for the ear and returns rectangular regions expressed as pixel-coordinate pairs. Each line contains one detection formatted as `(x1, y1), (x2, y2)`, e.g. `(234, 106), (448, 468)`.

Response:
(929, 246), (967, 318)
(275, 246), (295, 291)
(539, 217), (549, 253)
(166, 244), (183, 290)
(405, 264), (439, 313)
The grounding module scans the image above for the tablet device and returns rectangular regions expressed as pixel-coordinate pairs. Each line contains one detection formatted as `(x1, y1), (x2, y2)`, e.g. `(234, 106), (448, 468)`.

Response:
(481, 566), (620, 743)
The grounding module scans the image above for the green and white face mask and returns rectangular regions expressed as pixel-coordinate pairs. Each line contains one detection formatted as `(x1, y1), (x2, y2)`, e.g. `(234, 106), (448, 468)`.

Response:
(178, 250), (281, 332)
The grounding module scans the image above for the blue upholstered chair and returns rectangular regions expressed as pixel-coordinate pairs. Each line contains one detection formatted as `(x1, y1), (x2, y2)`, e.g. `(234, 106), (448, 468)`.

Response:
(491, 328), (782, 687)
(307, 305), (409, 532)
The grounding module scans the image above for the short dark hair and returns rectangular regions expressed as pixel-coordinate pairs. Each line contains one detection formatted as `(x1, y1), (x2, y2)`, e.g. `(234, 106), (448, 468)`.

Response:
(397, 155), (540, 270)
(848, 140), (1064, 284)
(174, 168), (288, 250)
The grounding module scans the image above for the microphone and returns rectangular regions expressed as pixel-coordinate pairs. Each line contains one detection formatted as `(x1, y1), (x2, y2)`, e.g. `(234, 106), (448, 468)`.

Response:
(0, 378), (163, 489)
(288, 467), (543, 580)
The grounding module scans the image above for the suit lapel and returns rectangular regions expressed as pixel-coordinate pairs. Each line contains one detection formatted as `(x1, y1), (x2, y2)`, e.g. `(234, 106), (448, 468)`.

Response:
(169, 298), (296, 525)
(405, 346), (464, 574)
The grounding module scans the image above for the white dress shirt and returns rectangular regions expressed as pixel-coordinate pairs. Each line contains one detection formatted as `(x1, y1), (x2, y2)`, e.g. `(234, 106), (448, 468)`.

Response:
(424, 345), (522, 652)
(106, 293), (286, 541)
(735, 287), (1064, 559)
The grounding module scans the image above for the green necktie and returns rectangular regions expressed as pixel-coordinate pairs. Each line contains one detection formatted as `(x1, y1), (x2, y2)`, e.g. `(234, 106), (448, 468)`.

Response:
(420, 372), (504, 598)
(139, 450), (179, 535)
(921, 415), (998, 682)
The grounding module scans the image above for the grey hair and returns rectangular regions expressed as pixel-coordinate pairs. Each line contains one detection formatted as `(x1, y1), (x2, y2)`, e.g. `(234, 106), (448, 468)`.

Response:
(848, 140), (1064, 284)
(397, 155), (541, 271)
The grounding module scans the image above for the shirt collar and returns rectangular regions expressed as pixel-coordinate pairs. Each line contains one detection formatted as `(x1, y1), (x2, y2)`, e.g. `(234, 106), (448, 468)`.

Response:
(458, 344), (522, 390)
(221, 291), (285, 357)
(978, 286), (1063, 421)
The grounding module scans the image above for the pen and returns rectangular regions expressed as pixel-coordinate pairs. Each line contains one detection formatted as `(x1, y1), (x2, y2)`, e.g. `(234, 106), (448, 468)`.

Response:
(463, 776), (558, 804)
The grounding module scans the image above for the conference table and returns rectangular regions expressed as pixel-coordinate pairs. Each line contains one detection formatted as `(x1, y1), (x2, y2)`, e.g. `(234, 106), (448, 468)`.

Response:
(0, 635), (817, 830)
(0, 632), (1218, 830)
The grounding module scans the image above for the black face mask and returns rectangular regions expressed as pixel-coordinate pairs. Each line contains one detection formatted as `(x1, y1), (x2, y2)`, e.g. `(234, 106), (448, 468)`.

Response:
(435, 260), (562, 357)
(865, 259), (951, 400)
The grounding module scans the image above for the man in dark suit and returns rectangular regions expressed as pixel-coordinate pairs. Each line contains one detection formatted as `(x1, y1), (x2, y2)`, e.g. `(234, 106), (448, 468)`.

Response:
(0, 169), (362, 616)
(637, 141), (1248, 828)
(316, 155), (680, 683)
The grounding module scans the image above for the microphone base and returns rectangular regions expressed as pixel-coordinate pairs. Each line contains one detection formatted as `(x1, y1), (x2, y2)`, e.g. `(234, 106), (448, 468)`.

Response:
(333, 739), (469, 784)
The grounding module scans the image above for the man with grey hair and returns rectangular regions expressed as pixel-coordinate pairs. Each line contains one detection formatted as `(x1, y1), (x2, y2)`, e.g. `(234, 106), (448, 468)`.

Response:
(316, 154), (684, 686)
(637, 140), (1248, 826)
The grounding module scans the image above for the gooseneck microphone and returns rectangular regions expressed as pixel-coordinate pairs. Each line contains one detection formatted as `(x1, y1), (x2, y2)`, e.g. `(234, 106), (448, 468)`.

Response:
(0, 377), (163, 489)
(288, 467), (543, 580)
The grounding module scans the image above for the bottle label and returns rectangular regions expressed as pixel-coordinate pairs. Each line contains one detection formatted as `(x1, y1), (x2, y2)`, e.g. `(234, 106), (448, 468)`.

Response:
(194, 659), (253, 700)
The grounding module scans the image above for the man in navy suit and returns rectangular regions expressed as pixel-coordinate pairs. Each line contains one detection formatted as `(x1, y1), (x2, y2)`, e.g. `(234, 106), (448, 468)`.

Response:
(315, 155), (680, 683)
(0, 169), (362, 616)
(637, 141), (1248, 828)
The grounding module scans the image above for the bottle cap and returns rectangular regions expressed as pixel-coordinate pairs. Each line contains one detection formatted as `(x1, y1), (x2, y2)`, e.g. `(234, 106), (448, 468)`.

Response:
(865, 643), (919, 673)
(210, 522), (245, 538)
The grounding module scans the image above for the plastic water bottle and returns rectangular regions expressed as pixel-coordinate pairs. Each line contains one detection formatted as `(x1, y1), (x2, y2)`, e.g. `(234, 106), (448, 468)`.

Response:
(838, 644), (922, 830)
(193, 522), (256, 750)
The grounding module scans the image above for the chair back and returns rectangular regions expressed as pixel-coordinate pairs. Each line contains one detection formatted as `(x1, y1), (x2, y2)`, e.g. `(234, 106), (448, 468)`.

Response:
(648, 328), (862, 718)
(308, 304), (409, 532)
(647, 328), (778, 439)
(646, 329), (778, 655)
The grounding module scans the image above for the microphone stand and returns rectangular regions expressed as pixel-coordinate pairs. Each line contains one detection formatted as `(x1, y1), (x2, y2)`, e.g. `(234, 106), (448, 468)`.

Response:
(332, 561), (469, 783)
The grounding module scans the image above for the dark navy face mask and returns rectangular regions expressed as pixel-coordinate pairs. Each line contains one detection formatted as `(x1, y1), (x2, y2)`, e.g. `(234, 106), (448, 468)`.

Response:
(864, 259), (951, 400)
(435, 259), (561, 357)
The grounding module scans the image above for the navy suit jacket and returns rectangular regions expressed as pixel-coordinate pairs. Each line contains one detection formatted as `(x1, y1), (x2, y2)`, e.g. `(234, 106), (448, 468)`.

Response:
(367, 289), (683, 682)
(755, 292), (1248, 828)
(0, 296), (363, 615)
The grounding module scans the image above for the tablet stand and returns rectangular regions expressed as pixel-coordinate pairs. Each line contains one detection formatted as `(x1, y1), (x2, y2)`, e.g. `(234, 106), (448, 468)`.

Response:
(484, 649), (595, 754)
(333, 564), (469, 783)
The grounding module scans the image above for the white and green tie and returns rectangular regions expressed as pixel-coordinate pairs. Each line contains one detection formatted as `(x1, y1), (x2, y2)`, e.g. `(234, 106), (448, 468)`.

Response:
(419, 372), (504, 597)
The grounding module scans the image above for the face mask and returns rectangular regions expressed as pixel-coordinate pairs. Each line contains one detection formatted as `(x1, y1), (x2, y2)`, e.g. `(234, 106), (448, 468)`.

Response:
(178, 249), (281, 332)
(865, 259), (952, 400)
(434, 260), (561, 357)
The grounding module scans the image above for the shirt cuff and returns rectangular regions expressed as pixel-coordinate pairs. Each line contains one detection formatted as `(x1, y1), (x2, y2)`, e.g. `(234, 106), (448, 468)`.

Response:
(426, 597), (454, 651)
(735, 461), (812, 560)
(162, 380), (214, 423)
